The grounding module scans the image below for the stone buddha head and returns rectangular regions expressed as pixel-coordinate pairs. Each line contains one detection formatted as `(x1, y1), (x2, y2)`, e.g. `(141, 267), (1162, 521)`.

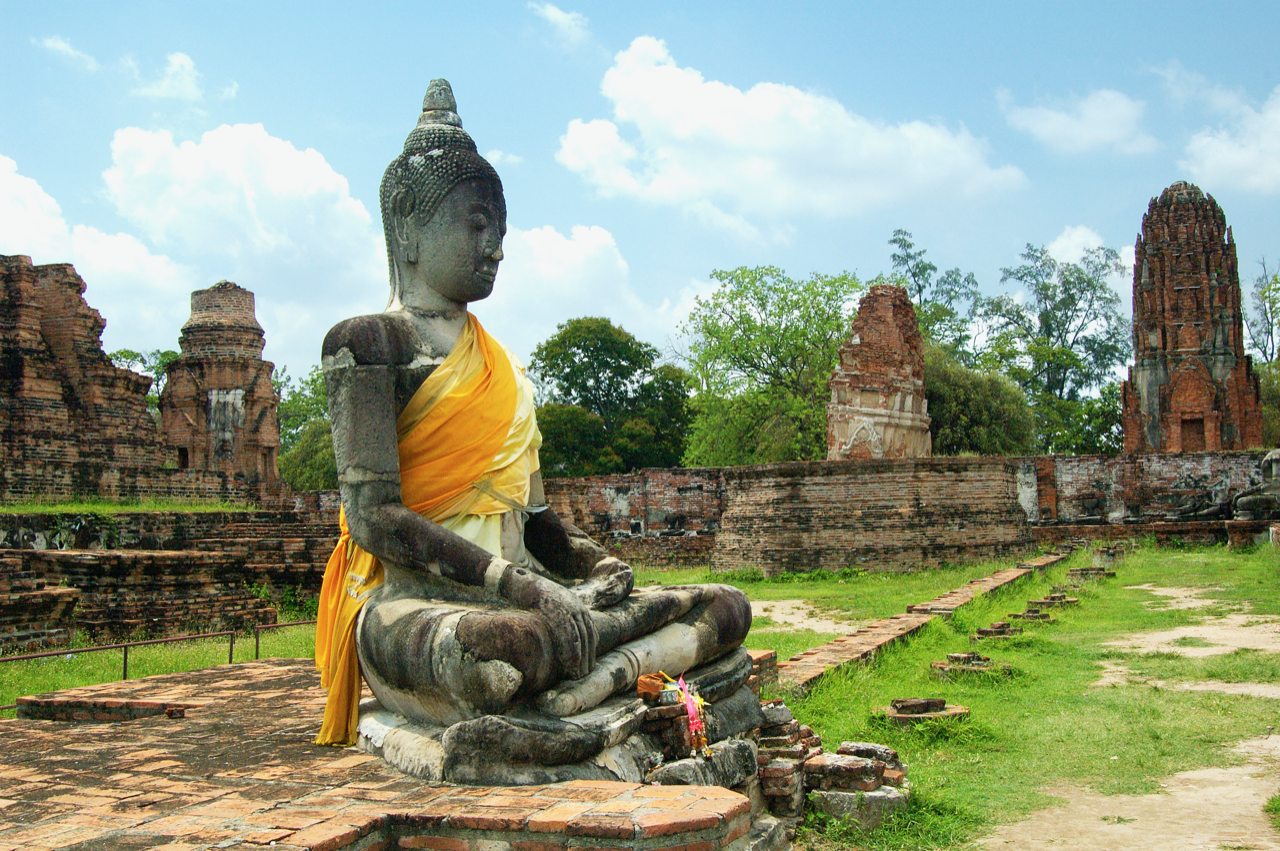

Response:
(380, 80), (507, 309)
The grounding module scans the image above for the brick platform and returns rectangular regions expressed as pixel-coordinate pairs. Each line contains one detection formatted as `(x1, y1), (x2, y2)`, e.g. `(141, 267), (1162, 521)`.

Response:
(0, 661), (767, 851)
(776, 567), (1033, 691)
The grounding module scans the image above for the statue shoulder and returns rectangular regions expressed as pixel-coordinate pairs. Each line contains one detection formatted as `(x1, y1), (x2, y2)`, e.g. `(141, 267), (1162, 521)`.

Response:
(322, 313), (418, 366)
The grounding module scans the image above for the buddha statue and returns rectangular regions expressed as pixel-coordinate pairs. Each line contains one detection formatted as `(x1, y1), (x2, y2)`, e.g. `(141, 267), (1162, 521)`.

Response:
(314, 81), (755, 784)
(1233, 449), (1280, 521)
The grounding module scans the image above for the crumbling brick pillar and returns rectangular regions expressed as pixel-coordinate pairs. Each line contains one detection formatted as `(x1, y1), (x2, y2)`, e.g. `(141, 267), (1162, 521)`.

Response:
(827, 284), (932, 460)
(160, 281), (281, 484)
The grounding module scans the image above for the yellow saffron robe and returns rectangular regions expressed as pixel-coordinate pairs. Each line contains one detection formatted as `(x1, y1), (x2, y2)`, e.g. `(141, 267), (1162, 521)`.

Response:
(314, 314), (541, 746)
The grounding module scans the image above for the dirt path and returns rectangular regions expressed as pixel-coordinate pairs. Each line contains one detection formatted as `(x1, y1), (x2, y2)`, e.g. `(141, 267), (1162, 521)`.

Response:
(749, 599), (853, 634)
(1104, 585), (1280, 657)
(983, 585), (1280, 848)
(979, 735), (1280, 849)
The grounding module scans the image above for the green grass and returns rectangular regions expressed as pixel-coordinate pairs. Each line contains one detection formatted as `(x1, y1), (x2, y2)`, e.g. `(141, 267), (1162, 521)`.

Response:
(1266, 794), (1280, 830)
(636, 557), (1033, 625)
(789, 543), (1280, 850)
(0, 498), (251, 514)
(0, 624), (316, 716)
(1171, 635), (1215, 648)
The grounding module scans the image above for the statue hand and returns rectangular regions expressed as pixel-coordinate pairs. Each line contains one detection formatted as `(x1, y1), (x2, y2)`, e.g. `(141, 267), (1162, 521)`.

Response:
(572, 557), (634, 609)
(498, 564), (597, 680)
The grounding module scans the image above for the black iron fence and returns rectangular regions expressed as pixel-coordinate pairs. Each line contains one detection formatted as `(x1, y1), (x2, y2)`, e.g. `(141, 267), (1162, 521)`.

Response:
(0, 619), (316, 711)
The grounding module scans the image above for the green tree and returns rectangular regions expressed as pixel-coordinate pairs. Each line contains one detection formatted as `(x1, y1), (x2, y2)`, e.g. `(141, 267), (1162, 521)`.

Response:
(274, 365), (329, 454)
(535, 404), (623, 478)
(531, 317), (659, 429)
(888, 230), (980, 360)
(975, 245), (1130, 453)
(923, 345), (1036, 456)
(278, 418), (338, 490)
(530, 318), (692, 475)
(1258, 363), (1279, 448)
(1245, 259), (1279, 364)
(681, 266), (862, 465)
(109, 348), (179, 417)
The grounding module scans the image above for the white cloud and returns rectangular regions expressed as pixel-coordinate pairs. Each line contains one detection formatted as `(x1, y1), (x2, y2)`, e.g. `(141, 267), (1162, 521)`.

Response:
(528, 3), (590, 48)
(998, 88), (1157, 155)
(0, 154), (196, 352)
(1046, 224), (1105, 265)
(102, 123), (387, 368)
(557, 37), (1023, 236)
(1154, 62), (1245, 115)
(133, 52), (203, 100)
(474, 223), (695, 363)
(485, 149), (524, 167)
(1045, 224), (1134, 302)
(219, 81), (239, 101)
(1180, 85), (1280, 193)
(35, 36), (98, 71)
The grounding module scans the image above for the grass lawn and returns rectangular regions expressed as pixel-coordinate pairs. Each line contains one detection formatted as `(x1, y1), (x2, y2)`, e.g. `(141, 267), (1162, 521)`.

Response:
(776, 543), (1280, 850)
(0, 498), (251, 514)
(0, 623), (315, 714)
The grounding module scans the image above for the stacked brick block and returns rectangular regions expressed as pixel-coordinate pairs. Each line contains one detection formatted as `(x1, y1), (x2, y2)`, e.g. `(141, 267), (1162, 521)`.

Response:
(0, 510), (338, 643)
(21, 549), (279, 639)
(1122, 182), (1264, 453)
(0, 552), (79, 651)
(826, 284), (932, 460)
(756, 702), (816, 818)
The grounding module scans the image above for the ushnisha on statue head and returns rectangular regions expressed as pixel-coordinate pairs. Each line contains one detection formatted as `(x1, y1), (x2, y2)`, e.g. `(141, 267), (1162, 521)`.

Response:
(380, 79), (507, 308)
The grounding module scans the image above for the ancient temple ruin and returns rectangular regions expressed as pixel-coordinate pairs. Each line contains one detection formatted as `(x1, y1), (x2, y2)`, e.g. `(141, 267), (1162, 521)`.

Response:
(0, 255), (172, 501)
(826, 284), (932, 460)
(159, 281), (281, 484)
(1121, 182), (1264, 453)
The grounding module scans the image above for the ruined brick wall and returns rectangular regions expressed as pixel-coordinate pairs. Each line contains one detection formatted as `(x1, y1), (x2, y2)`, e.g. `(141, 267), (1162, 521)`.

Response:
(1025, 451), (1265, 523)
(712, 458), (1031, 574)
(826, 285), (931, 460)
(1121, 182), (1264, 453)
(543, 468), (725, 538)
(0, 256), (178, 501)
(159, 281), (281, 485)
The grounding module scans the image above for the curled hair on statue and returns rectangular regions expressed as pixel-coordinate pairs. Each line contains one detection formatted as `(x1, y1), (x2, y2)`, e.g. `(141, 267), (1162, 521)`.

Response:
(380, 79), (505, 304)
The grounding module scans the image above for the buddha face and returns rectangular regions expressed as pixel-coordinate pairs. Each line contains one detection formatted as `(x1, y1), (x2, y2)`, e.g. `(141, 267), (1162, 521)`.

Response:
(402, 178), (506, 306)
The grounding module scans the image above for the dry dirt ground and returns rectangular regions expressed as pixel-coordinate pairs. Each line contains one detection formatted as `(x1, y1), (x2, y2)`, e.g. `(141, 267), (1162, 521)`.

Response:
(980, 585), (1280, 849)
(750, 599), (854, 634)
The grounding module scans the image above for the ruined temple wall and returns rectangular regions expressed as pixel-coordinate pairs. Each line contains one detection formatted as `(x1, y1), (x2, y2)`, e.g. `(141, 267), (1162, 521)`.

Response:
(547, 450), (1270, 572)
(712, 457), (1031, 574)
(543, 468), (725, 538)
(1027, 451), (1265, 524)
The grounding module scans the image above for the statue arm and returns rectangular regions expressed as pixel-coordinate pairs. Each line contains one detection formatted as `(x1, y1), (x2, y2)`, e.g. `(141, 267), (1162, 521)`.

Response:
(322, 317), (596, 677)
(523, 471), (634, 608)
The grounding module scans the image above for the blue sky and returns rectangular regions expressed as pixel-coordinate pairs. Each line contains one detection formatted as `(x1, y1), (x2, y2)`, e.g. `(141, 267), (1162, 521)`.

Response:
(2, 1), (1277, 376)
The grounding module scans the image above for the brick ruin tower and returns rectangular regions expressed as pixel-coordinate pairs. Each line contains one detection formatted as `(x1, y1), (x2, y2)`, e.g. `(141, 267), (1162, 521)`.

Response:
(826, 284), (932, 460)
(0, 256), (171, 500)
(159, 281), (281, 483)
(1120, 181), (1264, 453)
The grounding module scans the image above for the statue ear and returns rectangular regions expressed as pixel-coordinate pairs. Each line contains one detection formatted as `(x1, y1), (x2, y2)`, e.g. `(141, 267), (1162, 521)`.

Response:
(391, 188), (418, 264)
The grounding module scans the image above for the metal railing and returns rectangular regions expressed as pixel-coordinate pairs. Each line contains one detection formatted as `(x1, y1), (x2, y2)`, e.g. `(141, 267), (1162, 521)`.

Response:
(0, 619), (316, 711)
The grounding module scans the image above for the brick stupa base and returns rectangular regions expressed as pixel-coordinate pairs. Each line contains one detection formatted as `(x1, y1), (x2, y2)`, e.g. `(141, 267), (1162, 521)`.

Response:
(0, 660), (778, 851)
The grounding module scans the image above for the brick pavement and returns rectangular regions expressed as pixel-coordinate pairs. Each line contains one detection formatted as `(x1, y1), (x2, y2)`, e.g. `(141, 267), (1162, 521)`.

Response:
(0, 660), (753, 851)
(775, 566), (1037, 690)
